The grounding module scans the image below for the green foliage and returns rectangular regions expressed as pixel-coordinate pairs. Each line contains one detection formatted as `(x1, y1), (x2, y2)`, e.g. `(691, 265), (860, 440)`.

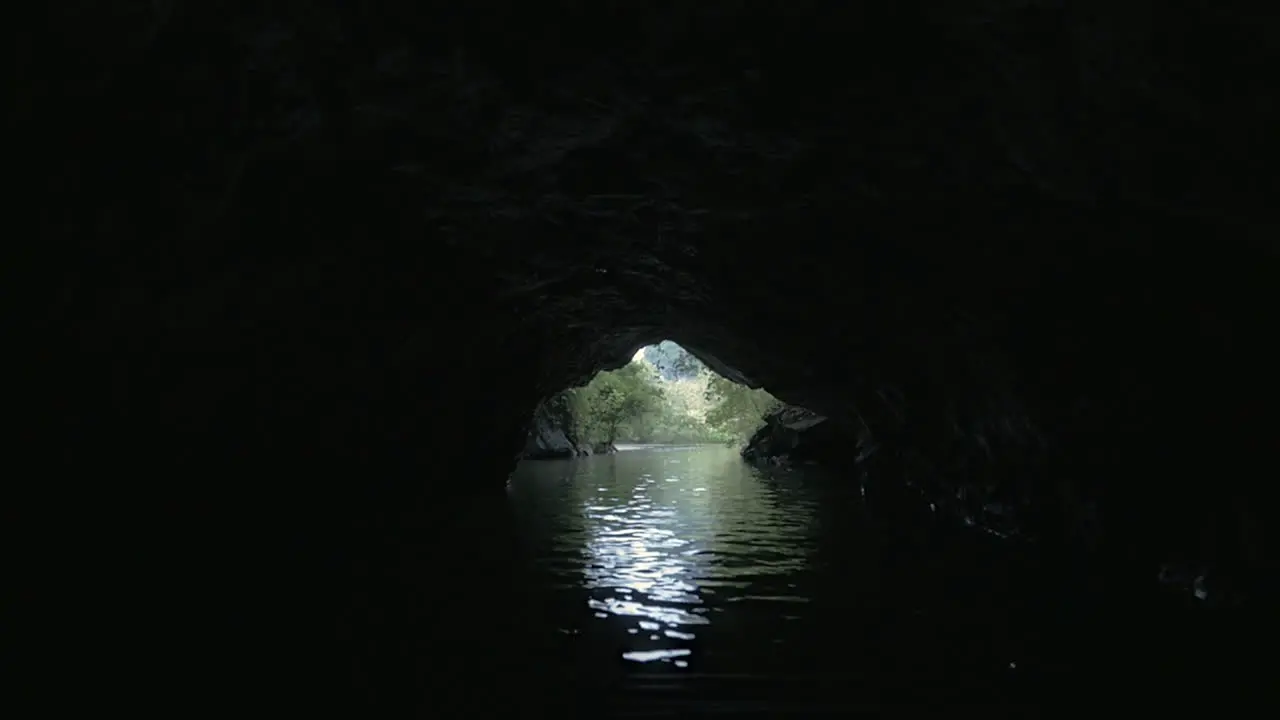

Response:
(703, 372), (782, 441)
(564, 361), (666, 444)
(554, 343), (781, 448)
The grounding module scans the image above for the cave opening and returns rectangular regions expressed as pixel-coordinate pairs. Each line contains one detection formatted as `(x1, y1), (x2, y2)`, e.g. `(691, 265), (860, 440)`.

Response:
(521, 339), (788, 461)
(507, 336), (974, 682)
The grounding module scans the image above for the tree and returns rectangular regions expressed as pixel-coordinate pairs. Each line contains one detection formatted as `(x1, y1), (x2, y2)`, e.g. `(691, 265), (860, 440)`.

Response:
(703, 373), (781, 441)
(568, 360), (666, 444)
(554, 346), (778, 447)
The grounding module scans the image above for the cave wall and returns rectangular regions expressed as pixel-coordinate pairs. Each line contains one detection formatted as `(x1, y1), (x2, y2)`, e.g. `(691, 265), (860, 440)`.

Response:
(19, 0), (1280, 710)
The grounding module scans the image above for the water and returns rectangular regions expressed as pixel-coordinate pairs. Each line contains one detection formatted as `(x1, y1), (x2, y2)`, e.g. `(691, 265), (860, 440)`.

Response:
(417, 445), (1251, 711)
(493, 445), (1041, 699)
(509, 446), (825, 670)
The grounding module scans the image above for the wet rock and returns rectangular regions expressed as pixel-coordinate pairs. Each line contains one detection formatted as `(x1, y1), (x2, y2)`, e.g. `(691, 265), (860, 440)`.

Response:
(741, 406), (829, 465)
(523, 396), (581, 459)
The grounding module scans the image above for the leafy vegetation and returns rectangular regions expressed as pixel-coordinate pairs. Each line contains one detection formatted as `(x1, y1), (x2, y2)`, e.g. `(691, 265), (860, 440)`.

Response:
(564, 361), (667, 446)
(558, 342), (781, 447)
(703, 372), (782, 440)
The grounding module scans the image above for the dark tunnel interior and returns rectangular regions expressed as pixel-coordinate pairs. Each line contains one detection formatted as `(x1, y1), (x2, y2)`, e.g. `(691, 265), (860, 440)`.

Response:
(18, 1), (1280, 715)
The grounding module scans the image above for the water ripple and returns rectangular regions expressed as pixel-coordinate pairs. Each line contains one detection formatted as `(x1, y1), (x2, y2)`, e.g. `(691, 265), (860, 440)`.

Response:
(509, 446), (821, 667)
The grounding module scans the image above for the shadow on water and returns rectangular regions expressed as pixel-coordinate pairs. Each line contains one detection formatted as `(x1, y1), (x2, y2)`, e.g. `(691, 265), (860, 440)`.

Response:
(419, 446), (1257, 712)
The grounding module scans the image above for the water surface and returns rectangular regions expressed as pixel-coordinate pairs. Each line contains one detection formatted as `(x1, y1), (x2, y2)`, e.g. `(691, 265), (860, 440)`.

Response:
(501, 445), (1027, 686)
(422, 445), (1249, 711)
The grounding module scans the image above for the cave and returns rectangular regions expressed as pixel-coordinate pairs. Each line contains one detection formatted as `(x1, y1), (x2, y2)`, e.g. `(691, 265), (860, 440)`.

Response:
(23, 1), (1278, 714)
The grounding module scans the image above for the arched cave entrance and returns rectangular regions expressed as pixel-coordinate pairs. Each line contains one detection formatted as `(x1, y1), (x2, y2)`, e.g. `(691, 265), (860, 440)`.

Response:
(21, 1), (1278, 713)
(521, 340), (789, 460)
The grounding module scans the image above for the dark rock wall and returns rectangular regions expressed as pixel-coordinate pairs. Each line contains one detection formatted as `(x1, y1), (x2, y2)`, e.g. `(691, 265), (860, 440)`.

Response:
(18, 0), (1279, 711)
(524, 393), (585, 458)
(741, 406), (836, 466)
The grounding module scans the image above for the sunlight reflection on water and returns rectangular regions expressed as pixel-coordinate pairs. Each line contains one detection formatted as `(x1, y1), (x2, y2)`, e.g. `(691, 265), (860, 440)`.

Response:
(508, 446), (821, 668)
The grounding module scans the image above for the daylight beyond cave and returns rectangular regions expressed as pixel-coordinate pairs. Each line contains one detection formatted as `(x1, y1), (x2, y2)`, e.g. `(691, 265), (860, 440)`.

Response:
(522, 341), (782, 459)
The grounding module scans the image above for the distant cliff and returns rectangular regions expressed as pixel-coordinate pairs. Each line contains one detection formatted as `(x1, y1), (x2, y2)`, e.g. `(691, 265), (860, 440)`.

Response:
(642, 341), (702, 381)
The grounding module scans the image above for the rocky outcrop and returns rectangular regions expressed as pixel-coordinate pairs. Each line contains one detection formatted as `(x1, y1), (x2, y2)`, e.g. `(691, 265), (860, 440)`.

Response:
(741, 406), (834, 466)
(522, 396), (581, 459)
(522, 395), (619, 459)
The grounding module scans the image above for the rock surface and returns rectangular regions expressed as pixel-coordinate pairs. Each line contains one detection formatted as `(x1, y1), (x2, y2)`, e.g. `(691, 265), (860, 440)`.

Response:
(522, 392), (619, 459)
(741, 406), (835, 466)
(17, 1), (1280, 712)
(523, 395), (582, 459)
